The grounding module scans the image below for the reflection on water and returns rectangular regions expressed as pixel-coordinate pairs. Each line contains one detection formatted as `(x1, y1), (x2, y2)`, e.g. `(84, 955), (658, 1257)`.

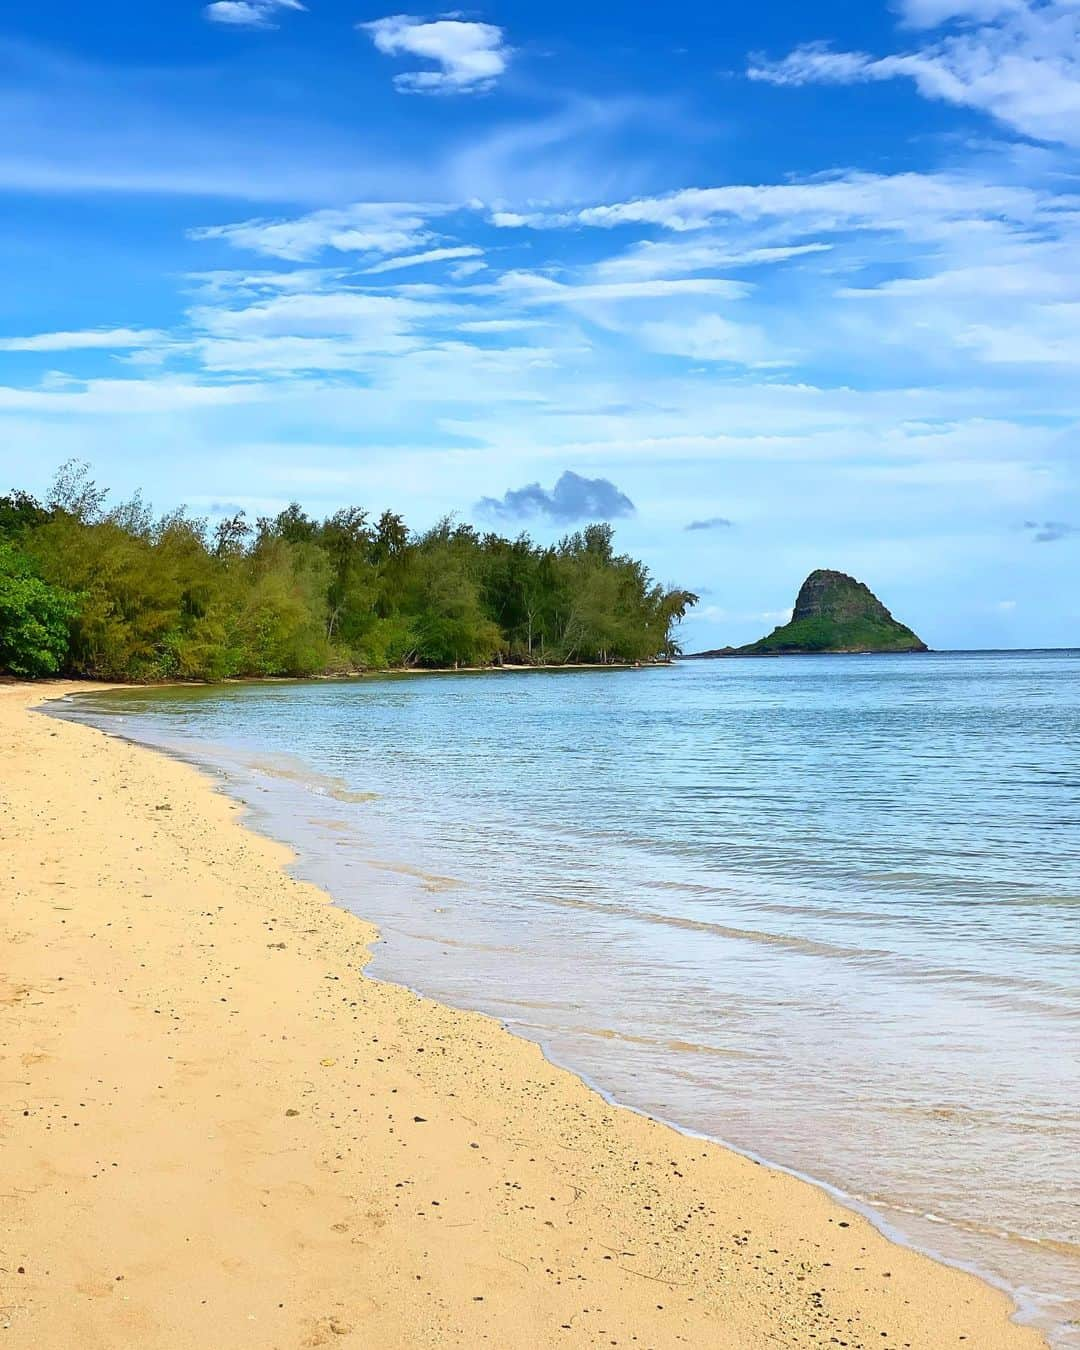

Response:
(55, 652), (1080, 1345)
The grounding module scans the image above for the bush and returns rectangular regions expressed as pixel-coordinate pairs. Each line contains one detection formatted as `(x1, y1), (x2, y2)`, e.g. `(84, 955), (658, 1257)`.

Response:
(0, 542), (80, 678)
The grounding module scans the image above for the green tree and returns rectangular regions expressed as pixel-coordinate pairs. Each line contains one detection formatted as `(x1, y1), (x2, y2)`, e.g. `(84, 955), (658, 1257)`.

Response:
(0, 541), (80, 677)
(409, 521), (501, 667)
(318, 508), (379, 646)
(237, 536), (332, 675)
(0, 491), (50, 539)
(48, 459), (109, 523)
(1, 463), (697, 680)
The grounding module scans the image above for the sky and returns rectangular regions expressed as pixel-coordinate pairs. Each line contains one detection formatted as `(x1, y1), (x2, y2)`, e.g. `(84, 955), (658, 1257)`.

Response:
(1, 0), (1077, 650)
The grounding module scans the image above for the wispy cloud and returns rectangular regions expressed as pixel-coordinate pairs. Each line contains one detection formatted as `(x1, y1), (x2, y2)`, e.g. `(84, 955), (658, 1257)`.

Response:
(497, 272), (752, 306)
(958, 305), (1080, 367)
(184, 269), (344, 299)
(1023, 518), (1080, 542)
(361, 16), (510, 95)
(205, 0), (306, 29)
(363, 245), (483, 275)
(0, 377), (272, 414)
(477, 471), (635, 523)
(189, 286), (447, 348)
(899, 1), (1028, 29)
(749, 2), (1080, 147)
(594, 240), (832, 282)
(190, 204), (444, 261)
(0, 328), (163, 352)
(499, 172), (1042, 233)
(456, 318), (548, 332)
(483, 167), (1080, 376)
(685, 516), (734, 531)
(641, 315), (785, 367)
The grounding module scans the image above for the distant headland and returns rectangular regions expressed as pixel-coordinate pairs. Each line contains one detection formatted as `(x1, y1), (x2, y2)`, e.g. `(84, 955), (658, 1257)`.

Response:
(689, 569), (929, 657)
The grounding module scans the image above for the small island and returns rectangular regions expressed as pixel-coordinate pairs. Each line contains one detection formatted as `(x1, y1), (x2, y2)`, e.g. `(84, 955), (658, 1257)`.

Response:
(691, 568), (929, 656)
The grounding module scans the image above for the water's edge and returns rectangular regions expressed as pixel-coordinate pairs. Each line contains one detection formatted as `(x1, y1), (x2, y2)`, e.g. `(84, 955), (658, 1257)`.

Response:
(42, 686), (1051, 1344)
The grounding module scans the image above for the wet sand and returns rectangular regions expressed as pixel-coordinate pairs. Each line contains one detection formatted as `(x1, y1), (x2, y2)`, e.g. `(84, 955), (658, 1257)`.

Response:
(0, 681), (1048, 1349)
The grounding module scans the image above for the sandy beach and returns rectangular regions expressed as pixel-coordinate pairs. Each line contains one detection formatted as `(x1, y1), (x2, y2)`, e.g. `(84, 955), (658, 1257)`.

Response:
(0, 682), (1047, 1350)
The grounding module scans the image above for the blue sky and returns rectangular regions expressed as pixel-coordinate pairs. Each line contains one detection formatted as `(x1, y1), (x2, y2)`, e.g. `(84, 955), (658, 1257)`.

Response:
(1, 1), (1077, 649)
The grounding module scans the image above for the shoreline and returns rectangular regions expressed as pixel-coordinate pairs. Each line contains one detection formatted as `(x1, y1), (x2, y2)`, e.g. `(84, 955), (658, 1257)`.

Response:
(68, 699), (1060, 1330)
(0, 661), (670, 697)
(2, 681), (1049, 1349)
(75, 690), (1068, 1344)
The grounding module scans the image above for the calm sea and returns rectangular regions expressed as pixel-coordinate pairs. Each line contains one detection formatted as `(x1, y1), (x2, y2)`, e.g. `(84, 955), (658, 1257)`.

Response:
(54, 652), (1080, 1345)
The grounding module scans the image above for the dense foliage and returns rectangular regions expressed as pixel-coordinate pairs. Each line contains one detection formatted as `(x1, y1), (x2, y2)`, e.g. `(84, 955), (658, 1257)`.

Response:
(0, 539), (80, 677)
(741, 614), (926, 654)
(0, 463), (696, 682)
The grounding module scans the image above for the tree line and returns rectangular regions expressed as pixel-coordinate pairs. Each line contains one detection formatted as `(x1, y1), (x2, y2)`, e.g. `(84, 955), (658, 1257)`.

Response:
(0, 462), (697, 681)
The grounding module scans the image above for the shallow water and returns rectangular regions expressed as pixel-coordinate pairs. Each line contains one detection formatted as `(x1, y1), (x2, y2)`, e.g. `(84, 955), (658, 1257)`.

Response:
(56, 652), (1080, 1345)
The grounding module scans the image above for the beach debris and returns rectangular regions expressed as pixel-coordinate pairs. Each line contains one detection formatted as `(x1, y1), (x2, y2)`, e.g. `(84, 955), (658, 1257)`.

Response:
(285, 1108), (300, 1117)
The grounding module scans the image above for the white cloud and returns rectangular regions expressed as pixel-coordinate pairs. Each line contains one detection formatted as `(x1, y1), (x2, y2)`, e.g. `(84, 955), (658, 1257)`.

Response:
(176, 277), (481, 374)
(838, 250), (1079, 304)
(195, 336), (411, 372)
(361, 15), (510, 95)
(497, 272), (752, 305)
(958, 303), (1080, 364)
(457, 318), (550, 332)
(363, 245), (483, 275)
(594, 240), (832, 281)
(479, 170), (1080, 376)
(750, 3), (1080, 147)
(829, 203), (1080, 369)
(0, 327), (162, 352)
(190, 288), (445, 343)
(897, 0), (1024, 28)
(6, 171), (1074, 519)
(205, 0), (306, 29)
(184, 269), (344, 299)
(190, 204), (445, 261)
(0, 377), (270, 414)
(496, 172), (1041, 233)
(750, 45), (886, 87)
(450, 258), (488, 280)
(640, 315), (787, 368)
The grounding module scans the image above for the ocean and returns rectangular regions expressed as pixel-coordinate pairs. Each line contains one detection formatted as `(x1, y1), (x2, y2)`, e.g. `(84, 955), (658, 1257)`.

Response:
(54, 650), (1080, 1345)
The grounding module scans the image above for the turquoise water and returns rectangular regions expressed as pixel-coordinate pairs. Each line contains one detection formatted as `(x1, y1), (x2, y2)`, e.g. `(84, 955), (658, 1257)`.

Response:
(56, 652), (1080, 1344)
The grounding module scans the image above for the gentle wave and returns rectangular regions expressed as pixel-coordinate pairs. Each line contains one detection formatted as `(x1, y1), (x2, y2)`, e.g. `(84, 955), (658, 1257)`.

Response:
(531, 889), (1079, 1017)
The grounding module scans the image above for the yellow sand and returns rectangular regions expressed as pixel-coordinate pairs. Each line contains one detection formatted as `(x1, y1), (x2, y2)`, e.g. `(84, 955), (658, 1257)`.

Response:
(0, 682), (1046, 1349)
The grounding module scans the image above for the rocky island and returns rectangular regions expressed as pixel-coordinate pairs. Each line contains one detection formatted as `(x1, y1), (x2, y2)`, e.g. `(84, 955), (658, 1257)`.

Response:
(692, 568), (928, 656)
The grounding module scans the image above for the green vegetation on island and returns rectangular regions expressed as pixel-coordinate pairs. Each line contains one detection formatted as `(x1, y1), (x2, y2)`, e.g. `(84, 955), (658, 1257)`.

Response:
(0, 462), (697, 682)
(693, 569), (927, 657)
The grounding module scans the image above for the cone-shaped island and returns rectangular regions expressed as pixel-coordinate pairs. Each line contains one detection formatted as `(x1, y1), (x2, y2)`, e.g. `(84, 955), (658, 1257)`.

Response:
(692, 569), (928, 656)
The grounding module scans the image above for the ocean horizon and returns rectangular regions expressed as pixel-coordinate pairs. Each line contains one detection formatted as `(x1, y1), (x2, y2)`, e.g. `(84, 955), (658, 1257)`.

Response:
(55, 649), (1080, 1347)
